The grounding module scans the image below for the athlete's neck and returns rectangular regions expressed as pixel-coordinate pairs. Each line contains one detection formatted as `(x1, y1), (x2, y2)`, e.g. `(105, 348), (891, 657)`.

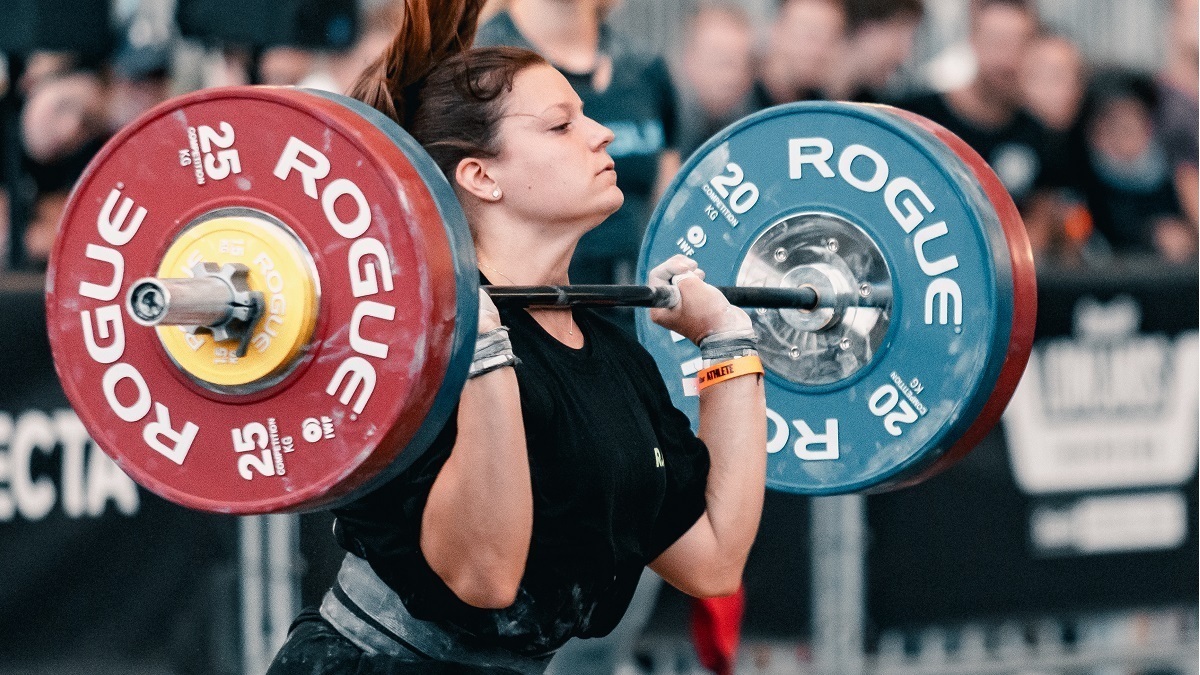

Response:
(473, 215), (578, 287)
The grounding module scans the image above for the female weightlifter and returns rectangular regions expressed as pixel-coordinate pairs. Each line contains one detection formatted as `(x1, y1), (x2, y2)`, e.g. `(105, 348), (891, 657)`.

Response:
(267, 1), (766, 672)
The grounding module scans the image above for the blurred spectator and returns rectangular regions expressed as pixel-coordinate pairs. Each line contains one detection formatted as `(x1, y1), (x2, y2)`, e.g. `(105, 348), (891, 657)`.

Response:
(1020, 33), (1086, 134)
(19, 69), (110, 266)
(106, 38), (172, 133)
(896, 0), (1054, 209)
(13, 21), (175, 269)
(259, 46), (319, 87)
(674, 2), (758, 158)
(754, 0), (846, 107)
(476, 0), (681, 289)
(20, 71), (108, 167)
(298, 3), (401, 94)
(1080, 70), (1196, 262)
(1155, 0), (1199, 228)
(826, 0), (924, 103)
(1018, 32), (1096, 262)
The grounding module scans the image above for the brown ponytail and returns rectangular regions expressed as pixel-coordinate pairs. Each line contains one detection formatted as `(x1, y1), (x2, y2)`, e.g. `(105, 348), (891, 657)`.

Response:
(348, 0), (486, 127)
(349, 1), (549, 183)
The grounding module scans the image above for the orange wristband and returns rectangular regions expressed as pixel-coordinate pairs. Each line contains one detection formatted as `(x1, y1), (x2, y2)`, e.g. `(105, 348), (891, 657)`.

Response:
(696, 355), (764, 391)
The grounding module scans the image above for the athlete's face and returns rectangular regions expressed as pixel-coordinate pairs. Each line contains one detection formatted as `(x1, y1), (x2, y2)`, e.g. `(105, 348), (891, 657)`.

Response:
(489, 64), (624, 229)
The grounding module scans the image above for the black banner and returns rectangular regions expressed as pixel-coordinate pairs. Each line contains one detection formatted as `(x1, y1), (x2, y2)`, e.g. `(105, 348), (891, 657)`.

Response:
(0, 0), (113, 55)
(867, 259), (1199, 629)
(0, 275), (240, 675)
(298, 261), (1198, 642)
(176, 0), (356, 49)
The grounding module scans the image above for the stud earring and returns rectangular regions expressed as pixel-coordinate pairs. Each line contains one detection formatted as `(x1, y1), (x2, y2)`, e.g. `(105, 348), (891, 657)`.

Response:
(492, 188), (502, 199)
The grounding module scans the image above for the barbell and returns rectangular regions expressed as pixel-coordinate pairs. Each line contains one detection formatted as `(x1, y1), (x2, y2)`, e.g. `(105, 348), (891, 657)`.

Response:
(44, 86), (1035, 514)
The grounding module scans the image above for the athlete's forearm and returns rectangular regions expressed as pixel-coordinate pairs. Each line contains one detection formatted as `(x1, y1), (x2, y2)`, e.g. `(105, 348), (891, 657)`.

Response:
(697, 371), (767, 574)
(651, 370), (766, 597)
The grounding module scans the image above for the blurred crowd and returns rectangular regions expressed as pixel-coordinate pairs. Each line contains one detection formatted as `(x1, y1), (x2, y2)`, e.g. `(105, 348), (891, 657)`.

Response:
(673, 0), (1199, 267)
(0, 0), (1196, 274)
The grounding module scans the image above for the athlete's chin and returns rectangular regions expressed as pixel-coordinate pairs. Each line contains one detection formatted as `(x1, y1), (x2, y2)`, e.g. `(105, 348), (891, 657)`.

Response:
(574, 188), (623, 229)
(577, 193), (625, 234)
(600, 186), (624, 215)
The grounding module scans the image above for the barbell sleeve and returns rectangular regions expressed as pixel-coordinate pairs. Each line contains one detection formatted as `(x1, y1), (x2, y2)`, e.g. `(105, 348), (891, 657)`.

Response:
(127, 276), (237, 327)
(122, 263), (265, 357)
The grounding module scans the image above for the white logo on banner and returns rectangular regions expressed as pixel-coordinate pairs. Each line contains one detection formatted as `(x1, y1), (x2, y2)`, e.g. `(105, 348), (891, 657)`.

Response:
(1002, 295), (1199, 494)
(0, 409), (140, 522)
(1030, 492), (1188, 555)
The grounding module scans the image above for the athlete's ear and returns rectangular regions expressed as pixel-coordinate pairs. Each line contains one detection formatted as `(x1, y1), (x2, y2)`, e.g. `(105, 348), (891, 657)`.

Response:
(456, 157), (501, 202)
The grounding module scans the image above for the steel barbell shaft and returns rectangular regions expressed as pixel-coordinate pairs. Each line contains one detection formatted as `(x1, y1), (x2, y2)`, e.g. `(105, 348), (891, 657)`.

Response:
(484, 285), (826, 309)
(124, 278), (882, 329)
(127, 281), (826, 323)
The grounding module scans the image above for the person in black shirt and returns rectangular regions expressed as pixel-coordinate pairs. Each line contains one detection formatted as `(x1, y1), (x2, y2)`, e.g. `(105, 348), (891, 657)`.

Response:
(752, 0), (847, 108)
(826, 0), (924, 104)
(18, 69), (111, 268)
(266, 1), (767, 673)
(674, 2), (759, 160)
(1016, 32), (1097, 261)
(1079, 70), (1195, 261)
(895, 0), (1054, 208)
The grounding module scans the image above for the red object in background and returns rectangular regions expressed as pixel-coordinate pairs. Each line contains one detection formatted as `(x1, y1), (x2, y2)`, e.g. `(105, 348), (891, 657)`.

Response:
(690, 586), (746, 675)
